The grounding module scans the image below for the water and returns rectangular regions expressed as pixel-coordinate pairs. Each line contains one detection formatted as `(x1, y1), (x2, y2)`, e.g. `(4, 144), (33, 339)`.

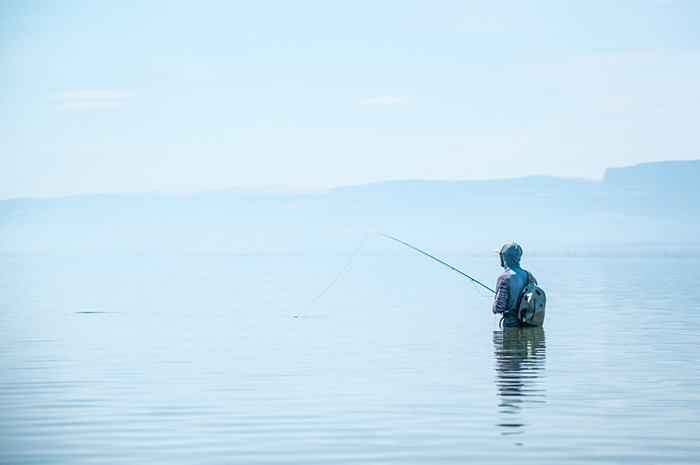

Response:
(1, 254), (699, 464)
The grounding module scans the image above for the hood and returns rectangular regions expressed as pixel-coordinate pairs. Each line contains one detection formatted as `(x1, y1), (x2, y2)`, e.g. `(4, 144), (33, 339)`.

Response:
(499, 242), (523, 269)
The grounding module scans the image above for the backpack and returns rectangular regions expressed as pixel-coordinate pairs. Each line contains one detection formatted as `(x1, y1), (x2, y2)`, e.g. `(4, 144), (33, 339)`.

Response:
(516, 271), (546, 327)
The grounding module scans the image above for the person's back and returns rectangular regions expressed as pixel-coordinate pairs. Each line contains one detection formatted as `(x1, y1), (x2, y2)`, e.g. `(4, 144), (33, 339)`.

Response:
(492, 242), (536, 327)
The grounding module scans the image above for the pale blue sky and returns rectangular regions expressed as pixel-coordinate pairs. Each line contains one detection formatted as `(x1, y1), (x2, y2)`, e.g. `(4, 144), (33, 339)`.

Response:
(1, 0), (699, 198)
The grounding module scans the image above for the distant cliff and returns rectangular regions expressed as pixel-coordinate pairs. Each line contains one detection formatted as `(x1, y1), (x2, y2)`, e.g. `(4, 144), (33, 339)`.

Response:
(1, 161), (698, 256)
(603, 160), (700, 192)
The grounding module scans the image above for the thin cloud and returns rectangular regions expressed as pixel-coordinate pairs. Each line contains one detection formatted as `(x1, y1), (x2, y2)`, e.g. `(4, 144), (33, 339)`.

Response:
(358, 96), (410, 106)
(48, 90), (136, 110)
(49, 90), (137, 100)
(56, 101), (125, 110)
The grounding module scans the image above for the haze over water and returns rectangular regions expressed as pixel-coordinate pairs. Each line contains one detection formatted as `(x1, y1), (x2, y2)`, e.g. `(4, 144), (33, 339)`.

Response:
(1, 253), (698, 464)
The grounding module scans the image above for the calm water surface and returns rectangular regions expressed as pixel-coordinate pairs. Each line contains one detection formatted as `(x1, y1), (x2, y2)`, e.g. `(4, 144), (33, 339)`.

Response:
(1, 255), (699, 464)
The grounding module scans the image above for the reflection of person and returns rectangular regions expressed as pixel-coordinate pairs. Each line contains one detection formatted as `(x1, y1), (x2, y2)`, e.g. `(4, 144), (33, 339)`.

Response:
(492, 242), (537, 328)
(493, 327), (546, 438)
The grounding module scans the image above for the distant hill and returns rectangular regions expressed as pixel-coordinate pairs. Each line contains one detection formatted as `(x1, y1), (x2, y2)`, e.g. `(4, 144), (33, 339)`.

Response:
(1, 160), (698, 256)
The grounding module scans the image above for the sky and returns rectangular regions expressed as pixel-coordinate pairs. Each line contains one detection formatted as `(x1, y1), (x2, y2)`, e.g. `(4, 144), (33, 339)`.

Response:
(1, 0), (699, 199)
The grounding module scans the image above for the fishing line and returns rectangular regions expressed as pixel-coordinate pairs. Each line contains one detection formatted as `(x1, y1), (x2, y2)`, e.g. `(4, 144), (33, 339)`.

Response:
(296, 230), (495, 317)
(294, 230), (372, 318)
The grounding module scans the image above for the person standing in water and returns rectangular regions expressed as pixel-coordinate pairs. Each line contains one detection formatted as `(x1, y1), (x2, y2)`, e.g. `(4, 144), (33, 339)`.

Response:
(492, 242), (536, 327)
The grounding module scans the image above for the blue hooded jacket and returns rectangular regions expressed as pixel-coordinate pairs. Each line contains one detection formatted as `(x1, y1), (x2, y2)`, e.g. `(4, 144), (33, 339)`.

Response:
(493, 242), (533, 314)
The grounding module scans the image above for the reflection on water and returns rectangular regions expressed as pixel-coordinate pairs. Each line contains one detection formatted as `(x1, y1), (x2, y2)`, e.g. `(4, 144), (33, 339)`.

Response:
(493, 327), (546, 441)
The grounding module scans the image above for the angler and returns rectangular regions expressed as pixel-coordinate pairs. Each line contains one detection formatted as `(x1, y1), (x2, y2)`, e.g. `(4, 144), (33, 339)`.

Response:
(492, 242), (544, 327)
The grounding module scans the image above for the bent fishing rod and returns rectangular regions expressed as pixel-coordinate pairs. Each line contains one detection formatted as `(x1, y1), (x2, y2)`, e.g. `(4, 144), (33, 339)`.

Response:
(370, 230), (496, 294)
(296, 230), (495, 317)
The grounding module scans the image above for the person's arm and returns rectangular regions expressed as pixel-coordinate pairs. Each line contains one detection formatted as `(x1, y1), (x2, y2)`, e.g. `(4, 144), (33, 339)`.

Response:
(492, 274), (510, 314)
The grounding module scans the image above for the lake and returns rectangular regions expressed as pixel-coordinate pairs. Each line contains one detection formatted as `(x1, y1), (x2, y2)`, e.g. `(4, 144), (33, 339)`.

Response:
(1, 254), (699, 464)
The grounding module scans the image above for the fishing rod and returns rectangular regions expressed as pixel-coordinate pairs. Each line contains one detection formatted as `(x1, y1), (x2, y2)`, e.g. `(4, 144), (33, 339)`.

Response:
(296, 230), (495, 317)
(371, 230), (496, 294)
